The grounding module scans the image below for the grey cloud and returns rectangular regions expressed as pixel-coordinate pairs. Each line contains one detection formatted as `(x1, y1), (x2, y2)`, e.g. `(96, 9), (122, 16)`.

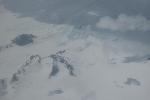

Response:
(1, 0), (150, 26)
(1, 0), (150, 45)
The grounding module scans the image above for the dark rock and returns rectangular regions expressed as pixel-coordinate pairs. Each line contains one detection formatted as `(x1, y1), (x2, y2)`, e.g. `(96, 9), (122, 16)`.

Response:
(0, 46), (2, 52)
(5, 44), (13, 48)
(124, 78), (141, 86)
(49, 60), (59, 78)
(29, 55), (41, 63)
(48, 89), (63, 96)
(11, 54), (42, 83)
(11, 73), (19, 83)
(12, 34), (35, 46)
(56, 50), (66, 55)
(0, 79), (7, 96)
(49, 53), (75, 78)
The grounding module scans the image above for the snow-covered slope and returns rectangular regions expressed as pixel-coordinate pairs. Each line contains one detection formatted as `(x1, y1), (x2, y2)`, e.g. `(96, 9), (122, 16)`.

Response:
(0, 5), (150, 100)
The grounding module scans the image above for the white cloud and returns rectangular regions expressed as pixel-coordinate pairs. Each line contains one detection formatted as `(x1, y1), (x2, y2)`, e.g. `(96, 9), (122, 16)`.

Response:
(96, 14), (150, 32)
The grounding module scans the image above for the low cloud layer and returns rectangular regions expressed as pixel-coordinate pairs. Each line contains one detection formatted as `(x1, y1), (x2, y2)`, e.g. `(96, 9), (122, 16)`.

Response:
(96, 14), (150, 32)
(2, 0), (150, 26)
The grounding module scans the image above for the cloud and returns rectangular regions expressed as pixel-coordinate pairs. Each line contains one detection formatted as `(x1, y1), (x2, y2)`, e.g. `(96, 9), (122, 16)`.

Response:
(96, 14), (150, 32)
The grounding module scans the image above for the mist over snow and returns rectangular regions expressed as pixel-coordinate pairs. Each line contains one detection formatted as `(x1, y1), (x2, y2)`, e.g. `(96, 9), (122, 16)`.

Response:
(0, 0), (150, 100)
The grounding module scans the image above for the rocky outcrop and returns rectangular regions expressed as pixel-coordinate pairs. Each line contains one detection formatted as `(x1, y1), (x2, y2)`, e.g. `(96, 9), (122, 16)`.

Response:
(124, 78), (141, 86)
(48, 89), (63, 96)
(49, 51), (75, 78)
(12, 34), (36, 46)
(11, 55), (41, 83)
(0, 79), (7, 96)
